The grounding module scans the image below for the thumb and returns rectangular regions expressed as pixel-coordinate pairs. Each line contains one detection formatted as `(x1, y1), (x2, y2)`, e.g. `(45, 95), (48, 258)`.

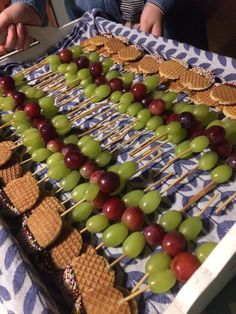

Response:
(151, 23), (162, 37)
(0, 11), (11, 33)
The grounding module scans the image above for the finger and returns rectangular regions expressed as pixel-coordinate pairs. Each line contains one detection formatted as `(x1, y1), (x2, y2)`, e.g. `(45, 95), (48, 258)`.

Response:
(4, 24), (17, 51)
(15, 23), (24, 50)
(0, 11), (12, 32)
(23, 26), (30, 50)
(0, 46), (7, 56)
(151, 23), (162, 36)
(140, 21), (152, 34)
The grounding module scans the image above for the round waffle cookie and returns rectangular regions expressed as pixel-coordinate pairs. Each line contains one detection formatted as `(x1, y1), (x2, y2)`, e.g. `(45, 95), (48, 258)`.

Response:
(138, 55), (163, 74)
(0, 141), (15, 167)
(49, 224), (82, 270)
(159, 59), (188, 80)
(118, 287), (138, 314)
(168, 80), (186, 93)
(0, 157), (22, 185)
(105, 38), (126, 54)
(210, 82), (236, 105)
(39, 195), (65, 214)
(26, 198), (62, 248)
(180, 67), (215, 91)
(89, 35), (108, 47)
(80, 38), (90, 48)
(4, 172), (40, 213)
(223, 105), (236, 119)
(124, 61), (140, 73)
(68, 253), (115, 296)
(118, 46), (142, 62)
(189, 86), (217, 106)
(83, 286), (131, 314)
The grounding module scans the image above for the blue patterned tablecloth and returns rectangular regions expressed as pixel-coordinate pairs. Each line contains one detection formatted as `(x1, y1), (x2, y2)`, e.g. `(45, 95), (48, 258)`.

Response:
(0, 9), (236, 314)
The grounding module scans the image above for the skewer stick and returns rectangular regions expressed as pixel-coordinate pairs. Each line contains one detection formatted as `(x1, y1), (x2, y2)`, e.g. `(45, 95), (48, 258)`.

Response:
(0, 121), (12, 129)
(215, 191), (236, 214)
(55, 187), (63, 195)
(111, 132), (143, 154)
(95, 242), (104, 250)
(20, 157), (32, 165)
(80, 227), (87, 234)
(60, 199), (85, 217)
(109, 253), (126, 268)
(104, 122), (136, 149)
(61, 196), (72, 205)
(98, 125), (121, 142)
(131, 273), (149, 293)
(129, 134), (157, 156)
(94, 114), (123, 138)
(58, 93), (81, 108)
(136, 141), (167, 163)
(136, 151), (163, 175)
(145, 172), (174, 193)
(23, 60), (46, 74)
(32, 165), (47, 176)
(119, 285), (150, 305)
(69, 100), (104, 123)
(37, 174), (48, 184)
(12, 142), (23, 150)
(196, 193), (219, 217)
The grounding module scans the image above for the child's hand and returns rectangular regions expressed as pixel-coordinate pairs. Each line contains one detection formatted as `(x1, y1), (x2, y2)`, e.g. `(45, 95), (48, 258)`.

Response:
(0, 3), (42, 55)
(140, 3), (164, 36)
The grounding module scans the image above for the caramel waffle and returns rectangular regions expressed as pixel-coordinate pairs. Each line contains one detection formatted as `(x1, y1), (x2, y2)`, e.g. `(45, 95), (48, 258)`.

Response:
(0, 157), (22, 185)
(138, 55), (163, 74)
(210, 83), (236, 105)
(49, 224), (82, 270)
(89, 35), (108, 47)
(83, 286), (131, 314)
(118, 287), (138, 314)
(0, 141), (15, 167)
(168, 80), (186, 93)
(39, 195), (65, 214)
(180, 67), (215, 91)
(190, 86), (217, 106)
(124, 61), (140, 73)
(83, 45), (97, 53)
(159, 59), (188, 80)
(80, 38), (90, 48)
(4, 172), (40, 213)
(26, 199), (62, 248)
(118, 46), (142, 62)
(223, 105), (236, 118)
(105, 38), (126, 54)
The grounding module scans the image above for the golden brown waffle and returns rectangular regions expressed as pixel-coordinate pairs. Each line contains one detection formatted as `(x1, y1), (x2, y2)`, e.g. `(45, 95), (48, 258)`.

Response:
(0, 157), (22, 185)
(210, 83), (236, 105)
(118, 46), (142, 62)
(223, 105), (236, 118)
(89, 35), (108, 46)
(26, 199), (62, 248)
(138, 55), (163, 74)
(159, 59), (188, 80)
(49, 224), (82, 269)
(168, 80), (186, 93)
(83, 45), (98, 53)
(39, 196), (65, 214)
(83, 286), (131, 314)
(180, 67), (215, 91)
(0, 141), (15, 167)
(111, 55), (125, 65)
(4, 172), (40, 213)
(124, 61), (140, 73)
(80, 38), (90, 48)
(118, 287), (138, 314)
(190, 86), (217, 106)
(80, 243), (96, 256)
(105, 38), (126, 54)
(70, 253), (115, 295)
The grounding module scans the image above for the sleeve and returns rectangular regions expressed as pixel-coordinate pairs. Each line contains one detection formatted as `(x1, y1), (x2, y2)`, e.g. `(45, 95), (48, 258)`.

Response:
(11, 0), (47, 20)
(146, 0), (176, 14)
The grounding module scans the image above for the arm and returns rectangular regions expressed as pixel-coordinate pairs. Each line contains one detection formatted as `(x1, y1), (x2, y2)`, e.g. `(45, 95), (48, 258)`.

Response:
(140, 0), (175, 36)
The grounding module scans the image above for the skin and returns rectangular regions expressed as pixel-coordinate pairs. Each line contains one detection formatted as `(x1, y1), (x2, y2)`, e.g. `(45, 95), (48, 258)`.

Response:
(140, 3), (164, 36)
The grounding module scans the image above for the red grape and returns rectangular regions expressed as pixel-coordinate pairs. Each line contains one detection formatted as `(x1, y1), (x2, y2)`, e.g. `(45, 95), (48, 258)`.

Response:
(5, 90), (26, 106)
(212, 140), (232, 157)
(89, 62), (103, 78)
(47, 138), (64, 152)
(35, 118), (51, 130)
(95, 75), (107, 86)
(24, 102), (41, 119)
(64, 151), (86, 170)
(162, 231), (186, 257)
(131, 83), (147, 100)
(141, 95), (153, 107)
(179, 112), (195, 128)
(121, 207), (145, 231)
(109, 78), (123, 91)
(205, 125), (226, 145)
(40, 124), (58, 143)
(144, 223), (165, 247)
(102, 197), (126, 221)
(122, 85), (130, 93)
(80, 160), (98, 179)
(171, 252), (201, 283)
(148, 99), (166, 115)
(0, 76), (15, 91)
(90, 170), (105, 184)
(75, 56), (90, 70)
(91, 191), (109, 209)
(61, 144), (79, 156)
(227, 153), (236, 170)
(58, 48), (73, 63)
(97, 171), (120, 194)
(163, 111), (179, 124)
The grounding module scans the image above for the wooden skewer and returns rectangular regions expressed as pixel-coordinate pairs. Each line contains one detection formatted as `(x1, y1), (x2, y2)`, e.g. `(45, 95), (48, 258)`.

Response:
(61, 196), (72, 205)
(109, 253), (126, 268)
(32, 165), (47, 176)
(0, 121), (12, 129)
(95, 242), (104, 250)
(215, 191), (236, 214)
(20, 157), (32, 165)
(58, 92), (82, 108)
(145, 172), (174, 193)
(37, 174), (48, 184)
(135, 151), (163, 175)
(136, 141), (167, 164)
(45, 78), (66, 93)
(129, 134), (157, 157)
(104, 122), (136, 149)
(23, 60), (46, 74)
(55, 187), (63, 195)
(80, 227), (87, 234)
(93, 114), (123, 138)
(119, 285), (150, 305)
(11, 142), (23, 150)
(98, 125), (121, 142)
(69, 100), (104, 123)
(196, 192), (219, 217)
(110, 132), (143, 154)
(131, 273), (149, 293)
(60, 199), (85, 217)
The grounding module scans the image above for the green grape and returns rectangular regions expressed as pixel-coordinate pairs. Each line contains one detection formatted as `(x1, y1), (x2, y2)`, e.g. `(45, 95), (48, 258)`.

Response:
(152, 90), (165, 99)
(146, 116), (164, 131)
(1, 96), (15, 111)
(84, 83), (97, 98)
(202, 111), (218, 126)
(16, 122), (31, 134)
(27, 142), (45, 154)
(25, 87), (38, 99)
(63, 135), (78, 145)
(133, 120), (145, 131)
(41, 103), (58, 119)
(46, 54), (61, 65)
(47, 161), (70, 180)
(122, 232), (146, 258)
(77, 68), (91, 80)
(161, 92), (177, 108)
(198, 151), (219, 171)
(80, 77), (92, 88)
(71, 202), (93, 222)
(120, 92), (135, 105)
(71, 183), (90, 202)
(175, 140), (192, 158)
(102, 223), (128, 247)
(107, 164), (120, 174)
(51, 64), (59, 72)
(166, 121), (182, 134)
(148, 269), (176, 293)
(122, 190), (144, 207)
(81, 139), (101, 159)
(144, 75), (160, 92)
(46, 152), (64, 167)
(190, 135), (209, 153)
(88, 51), (100, 63)
(139, 191), (161, 214)
(60, 170), (81, 191)
(13, 72), (25, 83)
(173, 101), (188, 114)
(155, 125), (167, 140)
(52, 115), (70, 130)
(86, 214), (109, 233)
(34, 89), (45, 99)
(110, 91), (122, 103)
(102, 58), (113, 73)
(211, 165), (233, 183)
(179, 217), (203, 241)
(223, 119), (236, 136)
(32, 148), (52, 162)
(127, 102), (143, 117)
(105, 70), (119, 81)
(65, 73), (77, 84)
(195, 242), (217, 263)
(193, 104), (209, 120)
(121, 72), (135, 85)
(94, 84), (111, 102)
(1, 113), (13, 123)
(22, 133), (42, 146)
(137, 109), (152, 124)
(145, 252), (172, 275)
(206, 119), (224, 129)
(84, 183), (100, 201)
(78, 135), (93, 148)
(57, 123), (72, 135)
(118, 161), (137, 180)
(168, 128), (187, 144)
(160, 210), (182, 232)
(95, 151), (112, 167)
(66, 63), (78, 74)
(18, 84), (28, 93)
(22, 127), (39, 138)
(117, 102), (129, 114)
(57, 63), (68, 74)
(180, 104), (194, 113)
(70, 45), (83, 57)
(39, 96), (55, 108)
